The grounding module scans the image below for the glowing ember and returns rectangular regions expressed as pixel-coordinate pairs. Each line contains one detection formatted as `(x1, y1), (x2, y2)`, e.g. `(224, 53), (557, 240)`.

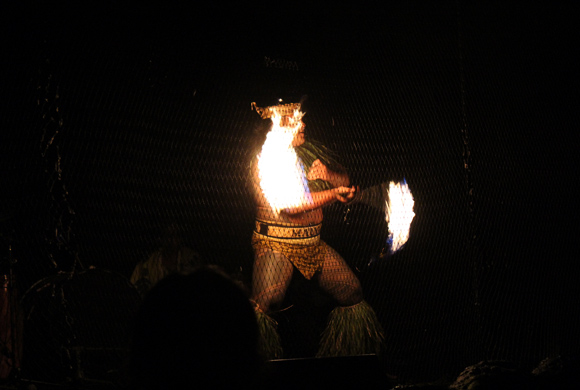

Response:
(386, 179), (415, 253)
(257, 110), (312, 214)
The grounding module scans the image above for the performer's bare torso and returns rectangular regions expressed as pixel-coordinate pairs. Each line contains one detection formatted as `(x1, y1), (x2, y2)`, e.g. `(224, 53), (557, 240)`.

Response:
(252, 116), (355, 225)
(255, 204), (323, 227)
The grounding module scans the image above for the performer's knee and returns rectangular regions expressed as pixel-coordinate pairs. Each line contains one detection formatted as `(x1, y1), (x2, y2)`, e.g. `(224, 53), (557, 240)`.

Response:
(331, 281), (364, 307)
(252, 282), (287, 313)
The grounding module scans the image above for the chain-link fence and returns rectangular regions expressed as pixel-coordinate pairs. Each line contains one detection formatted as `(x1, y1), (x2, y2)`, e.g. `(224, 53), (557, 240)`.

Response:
(2, 1), (579, 388)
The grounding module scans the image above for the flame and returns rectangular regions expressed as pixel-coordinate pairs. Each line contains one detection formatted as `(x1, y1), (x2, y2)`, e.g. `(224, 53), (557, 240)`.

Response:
(386, 180), (415, 253)
(257, 110), (312, 214)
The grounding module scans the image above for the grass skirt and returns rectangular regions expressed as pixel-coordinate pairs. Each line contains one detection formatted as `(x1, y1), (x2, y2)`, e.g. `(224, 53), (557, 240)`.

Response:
(317, 300), (384, 357)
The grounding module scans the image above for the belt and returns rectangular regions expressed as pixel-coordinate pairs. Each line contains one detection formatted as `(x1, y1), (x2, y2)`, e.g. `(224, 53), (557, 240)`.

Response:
(255, 220), (322, 240)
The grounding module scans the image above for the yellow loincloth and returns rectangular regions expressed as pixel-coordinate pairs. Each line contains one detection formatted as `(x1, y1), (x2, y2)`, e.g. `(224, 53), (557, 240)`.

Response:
(252, 224), (327, 280)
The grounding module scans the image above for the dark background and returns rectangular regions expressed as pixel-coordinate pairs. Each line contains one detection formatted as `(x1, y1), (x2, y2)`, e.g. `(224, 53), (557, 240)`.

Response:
(2, 0), (579, 386)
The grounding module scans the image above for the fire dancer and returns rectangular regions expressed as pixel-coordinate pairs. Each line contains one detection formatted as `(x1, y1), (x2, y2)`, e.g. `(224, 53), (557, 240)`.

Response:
(250, 99), (384, 359)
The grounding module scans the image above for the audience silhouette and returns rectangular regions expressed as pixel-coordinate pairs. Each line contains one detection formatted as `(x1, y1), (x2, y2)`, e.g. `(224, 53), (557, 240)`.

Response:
(129, 266), (263, 390)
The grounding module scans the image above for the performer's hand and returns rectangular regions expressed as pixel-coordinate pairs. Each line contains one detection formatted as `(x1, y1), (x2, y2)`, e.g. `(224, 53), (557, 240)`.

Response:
(335, 186), (357, 203)
(307, 159), (330, 182)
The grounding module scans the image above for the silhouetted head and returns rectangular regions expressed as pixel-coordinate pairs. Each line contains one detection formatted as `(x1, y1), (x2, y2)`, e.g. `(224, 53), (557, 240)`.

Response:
(130, 266), (262, 389)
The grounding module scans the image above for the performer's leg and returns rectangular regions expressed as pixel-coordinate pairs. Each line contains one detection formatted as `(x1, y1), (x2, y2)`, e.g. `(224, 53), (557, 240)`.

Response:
(317, 244), (384, 357)
(251, 246), (293, 360)
(251, 247), (293, 313)
(317, 245), (363, 307)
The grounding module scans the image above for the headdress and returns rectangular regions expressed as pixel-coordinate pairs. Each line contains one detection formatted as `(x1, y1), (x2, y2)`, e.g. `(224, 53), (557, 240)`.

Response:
(251, 101), (303, 119)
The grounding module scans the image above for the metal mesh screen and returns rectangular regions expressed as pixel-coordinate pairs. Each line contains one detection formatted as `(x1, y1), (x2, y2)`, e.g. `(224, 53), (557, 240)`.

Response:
(2, 1), (579, 387)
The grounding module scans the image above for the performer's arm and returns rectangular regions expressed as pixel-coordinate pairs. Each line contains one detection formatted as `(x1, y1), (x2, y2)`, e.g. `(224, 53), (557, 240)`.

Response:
(307, 159), (350, 188)
(283, 186), (356, 215)
(251, 155), (355, 215)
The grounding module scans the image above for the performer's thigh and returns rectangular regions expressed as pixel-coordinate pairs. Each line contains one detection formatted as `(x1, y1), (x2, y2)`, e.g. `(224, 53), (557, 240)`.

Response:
(318, 245), (363, 307)
(252, 247), (293, 313)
